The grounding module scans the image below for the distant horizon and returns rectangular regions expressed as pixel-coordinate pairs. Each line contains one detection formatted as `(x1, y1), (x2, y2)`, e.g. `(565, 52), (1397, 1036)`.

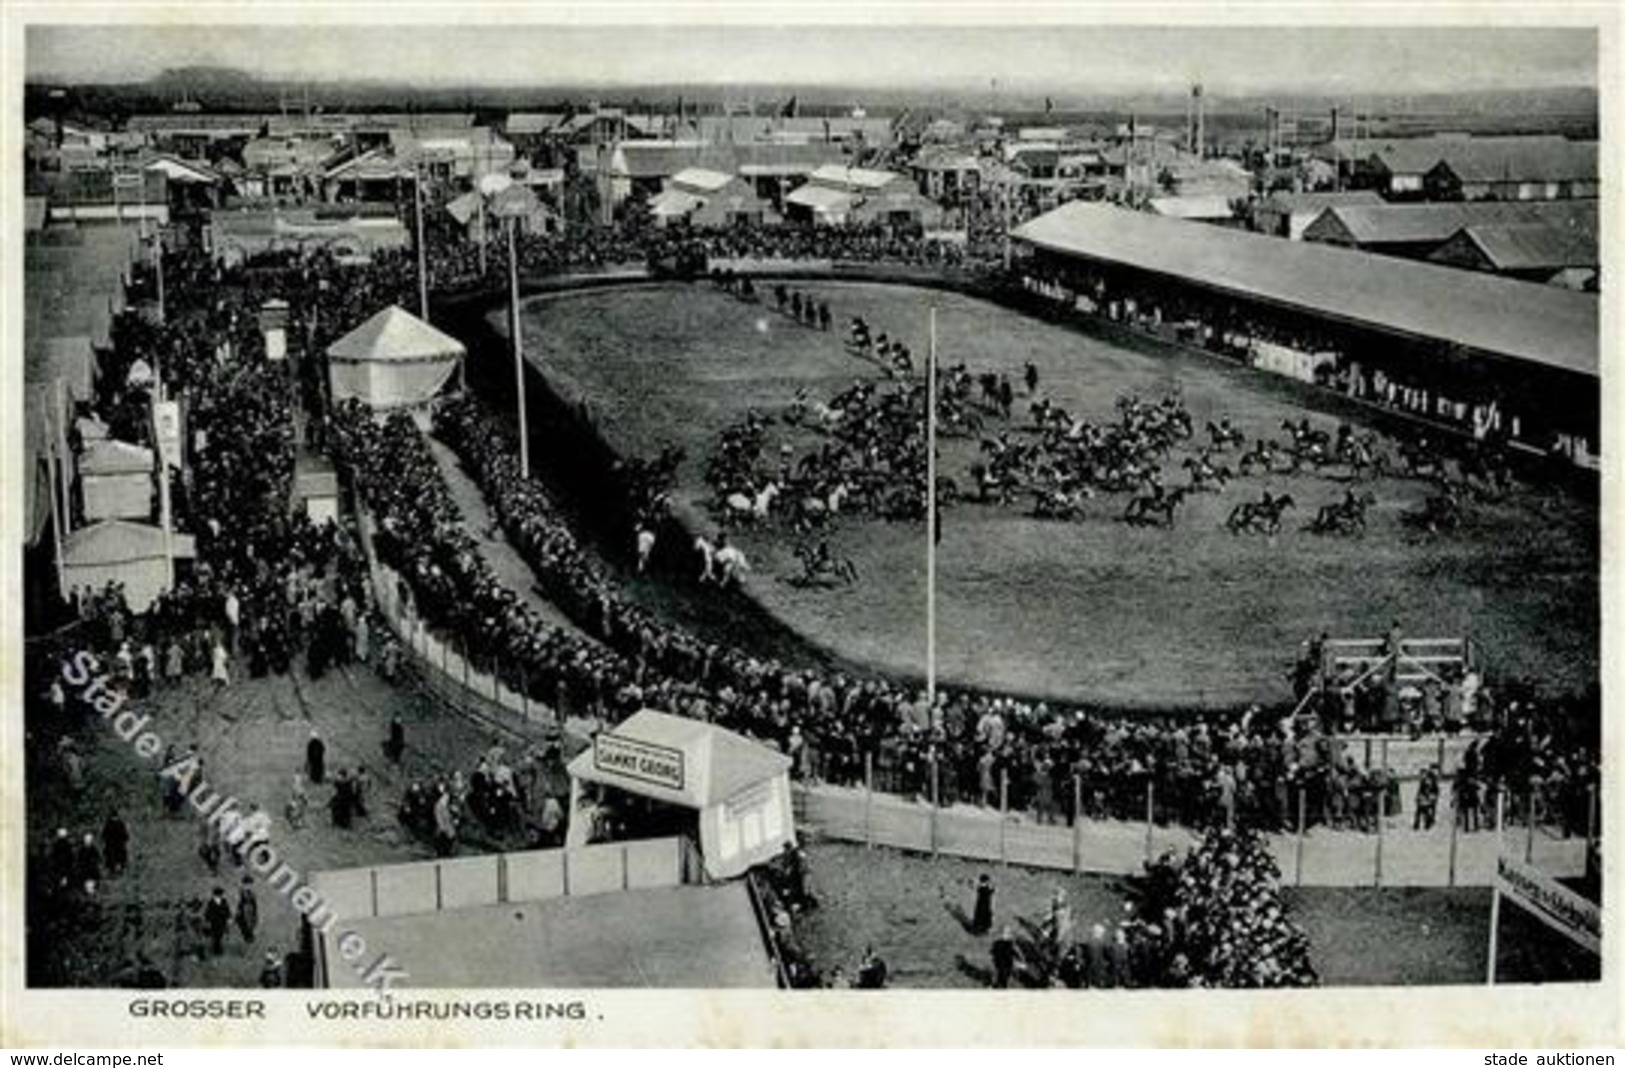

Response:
(27, 25), (1597, 97)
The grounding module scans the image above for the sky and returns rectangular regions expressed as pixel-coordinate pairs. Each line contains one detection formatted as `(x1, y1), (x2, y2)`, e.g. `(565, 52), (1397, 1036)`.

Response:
(25, 22), (1597, 96)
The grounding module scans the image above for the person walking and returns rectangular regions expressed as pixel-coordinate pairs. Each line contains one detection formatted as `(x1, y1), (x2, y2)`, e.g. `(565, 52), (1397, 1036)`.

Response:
(385, 714), (406, 765)
(990, 925), (1018, 988)
(101, 810), (130, 876)
(204, 886), (231, 956)
(306, 729), (326, 786)
(236, 876), (259, 944)
(969, 873), (995, 935)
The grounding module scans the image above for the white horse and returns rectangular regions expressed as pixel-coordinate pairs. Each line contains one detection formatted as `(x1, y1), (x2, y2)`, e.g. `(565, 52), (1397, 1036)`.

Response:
(725, 482), (780, 523)
(715, 544), (751, 587)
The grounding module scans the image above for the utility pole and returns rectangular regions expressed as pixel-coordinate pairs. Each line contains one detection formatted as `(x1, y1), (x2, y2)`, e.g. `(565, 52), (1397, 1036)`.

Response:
(414, 159), (429, 321)
(508, 214), (530, 479)
(926, 307), (938, 715)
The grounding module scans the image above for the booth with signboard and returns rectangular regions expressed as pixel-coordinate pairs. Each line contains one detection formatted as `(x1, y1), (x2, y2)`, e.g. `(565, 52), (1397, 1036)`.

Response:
(565, 710), (795, 880)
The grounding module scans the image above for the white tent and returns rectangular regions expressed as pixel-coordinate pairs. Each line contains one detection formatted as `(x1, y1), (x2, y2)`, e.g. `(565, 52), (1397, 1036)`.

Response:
(61, 519), (194, 613)
(567, 710), (795, 880)
(326, 305), (466, 411)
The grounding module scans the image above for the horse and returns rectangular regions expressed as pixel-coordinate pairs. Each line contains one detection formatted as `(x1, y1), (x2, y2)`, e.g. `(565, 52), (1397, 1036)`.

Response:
(723, 482), (780, 524)
(1033, 487), (1086, 520)
(1307, 491), (1375, 537)
(1226, 492), (1295, 535)
(1123, 486), (1189, 528)
(797, 482), (853, 527)
(1206, 420), (1245, 451)
(1183, 455), (1231, 493)
(1237, 440), (1278, 477)
(715, 544), (751, 586)
(1405, 485), (1464, 534)
(1282, 418), (1331, 451)
(794, 540), (858, 587)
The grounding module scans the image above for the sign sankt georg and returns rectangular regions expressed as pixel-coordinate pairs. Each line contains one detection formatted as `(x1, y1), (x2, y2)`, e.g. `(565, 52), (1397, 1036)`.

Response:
(593, 732), (686, 793)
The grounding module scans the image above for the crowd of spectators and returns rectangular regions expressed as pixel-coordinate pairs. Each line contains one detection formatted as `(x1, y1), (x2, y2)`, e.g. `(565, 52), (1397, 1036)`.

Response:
(1138, 827), (1319, 987)
(343, 392), (1599, 843)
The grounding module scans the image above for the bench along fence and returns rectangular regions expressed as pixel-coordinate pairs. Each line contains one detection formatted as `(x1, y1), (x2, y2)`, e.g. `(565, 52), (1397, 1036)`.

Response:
(794, 752), (1596, 889)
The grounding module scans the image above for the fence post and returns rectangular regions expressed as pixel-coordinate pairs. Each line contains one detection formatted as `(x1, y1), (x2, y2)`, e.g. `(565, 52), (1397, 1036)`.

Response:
(1144, 779), (1156, 865)
(1448, 784), (1460, 888)
(929, 752), (940, 857)
(998, 769), (1009, 867)
(1585, 782), (1598, 874)
(1295, 787), (1307, 887)
(864, 751), (874, 850)
(1072, 773), (1085, 877)
(1374, 780), (1385, 888)
(1524, 782), (1537, 864)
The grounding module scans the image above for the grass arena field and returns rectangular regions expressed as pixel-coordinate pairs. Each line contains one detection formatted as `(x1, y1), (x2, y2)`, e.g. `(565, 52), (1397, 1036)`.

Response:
(505, 280), (1598, 710)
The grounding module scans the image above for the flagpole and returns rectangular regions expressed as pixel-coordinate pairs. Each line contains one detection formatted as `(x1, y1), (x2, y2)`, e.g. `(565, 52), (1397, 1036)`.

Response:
(48, 380), (69, 605)
(415, 159), (429, 322)
(54, 377), (71, 536)
(926, 308), (938, 722)
(508, 215), (530, 480)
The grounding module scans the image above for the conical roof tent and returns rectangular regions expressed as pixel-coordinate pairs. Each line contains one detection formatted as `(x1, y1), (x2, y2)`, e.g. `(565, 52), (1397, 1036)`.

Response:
(327, 305), (467, 365)
(326, 305), (465, 411)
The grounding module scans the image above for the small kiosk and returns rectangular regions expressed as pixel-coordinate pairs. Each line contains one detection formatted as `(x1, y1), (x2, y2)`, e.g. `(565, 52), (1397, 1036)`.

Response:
(566, 710), (795, 880)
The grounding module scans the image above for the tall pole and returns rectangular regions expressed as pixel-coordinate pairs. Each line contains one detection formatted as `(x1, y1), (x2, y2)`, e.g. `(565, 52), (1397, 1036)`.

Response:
(1486, 788), (1506, 985)
(415, 160), (429, 322)
(54, 377), (71, 537)
(48, 380), (69, 604)
(926, 308), (937, 714)
(508, 216), (530, 480)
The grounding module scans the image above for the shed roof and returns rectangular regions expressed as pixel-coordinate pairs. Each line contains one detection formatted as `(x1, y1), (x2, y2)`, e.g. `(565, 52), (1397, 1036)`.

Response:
(1015, 201), (1597, 378)
(1304, 199), (1598, 247)
(1438, 223), (1598, 272)
(63, 519), (195, 566)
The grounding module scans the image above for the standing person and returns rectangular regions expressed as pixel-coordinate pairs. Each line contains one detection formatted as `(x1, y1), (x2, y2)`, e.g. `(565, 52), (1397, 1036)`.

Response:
(990, 925), (1018, 988)
(353, 766), (372, 819)
(203, 886), (231, 956)
(210, 639), (230, 689)
(969, 873), (995, 935)
(433, 786), (457, 857)
(236, 876), (259, 944)
(224, 589), (241, 651)
(101, 810), (130, 877)
(329, 769), (354, 829)
(305, 729), (326, 786)
(1047, 888), (1074, 956)
(1414, 766), (1440, 830)
(385, 715), (405, 765)
(1024, 361), (1039, 396)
